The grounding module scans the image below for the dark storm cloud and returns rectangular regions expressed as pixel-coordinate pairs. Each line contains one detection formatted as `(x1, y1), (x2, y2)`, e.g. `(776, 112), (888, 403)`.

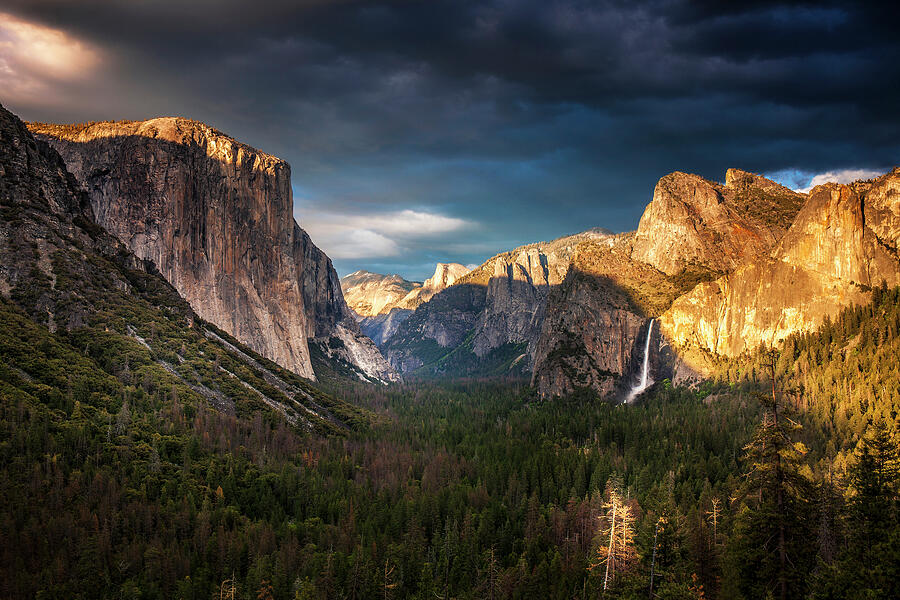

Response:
(1, 0), (897, 279)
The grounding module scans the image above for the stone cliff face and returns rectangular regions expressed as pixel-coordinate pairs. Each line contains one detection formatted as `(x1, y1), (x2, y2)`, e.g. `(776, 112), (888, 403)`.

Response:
(2, 103), (369, 430)
(631, 169), (805, 275)
(470, 244), (571, 360)
(531, 240), (649, 397)
(340, 270), (421, 317)
(532, 169), (862, 398)
(529, 233), (706, 398)
(397, 262), (470, 309)
(383, 231), (609, 375)
(340, 264), (469, 349)
(660, 169), (900, 363)
(30, 118), (398, 383)
(775, 180), (900, 287)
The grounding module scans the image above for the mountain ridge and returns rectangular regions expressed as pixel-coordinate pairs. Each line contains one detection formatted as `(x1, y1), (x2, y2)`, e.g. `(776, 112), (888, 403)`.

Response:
(361, 167), (898, 398)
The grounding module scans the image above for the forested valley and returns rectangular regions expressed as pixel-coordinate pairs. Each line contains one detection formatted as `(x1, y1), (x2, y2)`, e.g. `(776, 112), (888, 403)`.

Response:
(2, 284), (899, 599)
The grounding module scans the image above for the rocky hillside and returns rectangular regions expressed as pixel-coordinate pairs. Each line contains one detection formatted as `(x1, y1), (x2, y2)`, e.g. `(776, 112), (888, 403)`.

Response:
(1, 102), (370, 434)
(29, 118), (398, 384)
(631, 169), (805, 275)
(382, 230), (610, 376)
(661, 170), (900, 369)
(340, 270), (421, 317)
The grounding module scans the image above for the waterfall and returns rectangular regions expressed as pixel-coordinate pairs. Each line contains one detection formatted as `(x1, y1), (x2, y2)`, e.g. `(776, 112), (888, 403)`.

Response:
(626, 319), (655, 403)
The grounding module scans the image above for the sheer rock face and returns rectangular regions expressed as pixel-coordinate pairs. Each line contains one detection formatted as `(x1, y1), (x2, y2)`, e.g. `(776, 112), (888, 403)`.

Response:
(340, 270), (421, 317)
(631, 169), (805, 275)
(470, 246), (571, 360)
(661, 170), (900, 360)
(30, 118), (398, 382)
(775, 179), (900, 287)
(383, 231), (609, 374)
(397, 262), (470, 309)
(531, 241), (648, 398)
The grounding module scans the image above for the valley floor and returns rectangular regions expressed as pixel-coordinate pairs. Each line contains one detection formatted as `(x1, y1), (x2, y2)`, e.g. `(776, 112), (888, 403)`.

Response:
(3, 288), (900, 599)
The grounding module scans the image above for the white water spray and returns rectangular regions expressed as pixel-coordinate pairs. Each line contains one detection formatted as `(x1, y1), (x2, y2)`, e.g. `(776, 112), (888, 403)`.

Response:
(626, 319), (654, 403)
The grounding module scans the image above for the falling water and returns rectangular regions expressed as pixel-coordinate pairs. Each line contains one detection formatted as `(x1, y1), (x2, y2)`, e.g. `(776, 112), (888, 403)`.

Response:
(626, 319), (654, 403)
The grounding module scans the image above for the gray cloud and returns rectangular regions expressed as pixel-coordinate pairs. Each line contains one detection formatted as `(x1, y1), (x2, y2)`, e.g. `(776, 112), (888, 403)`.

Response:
(1, 0), (897, 280)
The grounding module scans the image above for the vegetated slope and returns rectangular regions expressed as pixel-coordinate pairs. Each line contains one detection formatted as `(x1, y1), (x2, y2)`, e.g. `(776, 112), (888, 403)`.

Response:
(717, 281), (900, 458)
(28, 118), (398, 384)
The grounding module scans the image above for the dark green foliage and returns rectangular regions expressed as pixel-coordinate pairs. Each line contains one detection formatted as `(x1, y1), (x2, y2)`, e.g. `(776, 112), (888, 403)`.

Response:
(725, 361), (816, 600)
(808, 421), (900, 599)
(4, 190), (900, 600)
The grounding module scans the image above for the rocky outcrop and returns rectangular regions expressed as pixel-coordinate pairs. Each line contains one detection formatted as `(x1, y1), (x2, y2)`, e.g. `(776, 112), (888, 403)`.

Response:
(631, 169), (805, 275)
(341, 264), (469, 348)
(1, 103), (370, 430)
(661, 170), (900, 361)
(340, 270), (421, 317)
(30, 118), (398, 383)
(775, 179), (900, 287)
(383, 230), (609, 375)
(396, 262), (470, 309)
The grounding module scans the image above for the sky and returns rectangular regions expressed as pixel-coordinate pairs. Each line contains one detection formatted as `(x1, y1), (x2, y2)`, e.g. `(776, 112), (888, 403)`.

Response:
(1, 1), (897, 281)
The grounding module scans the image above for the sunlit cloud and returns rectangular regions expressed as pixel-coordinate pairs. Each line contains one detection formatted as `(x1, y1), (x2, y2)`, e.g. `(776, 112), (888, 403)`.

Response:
(0, 12), (102, 105)
(797, 168), (885, 193)
(767, 167), (887, 194)
(295, 206), (474, 260)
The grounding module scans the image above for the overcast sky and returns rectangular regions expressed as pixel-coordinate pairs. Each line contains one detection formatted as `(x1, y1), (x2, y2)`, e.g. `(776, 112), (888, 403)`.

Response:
(1, 0), (897, 280)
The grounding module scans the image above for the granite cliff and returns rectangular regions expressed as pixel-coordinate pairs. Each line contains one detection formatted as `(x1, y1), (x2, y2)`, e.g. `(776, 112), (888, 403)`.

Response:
(631, 169), (805, 275)
(532, 168), (899, 398)
(1, 102), (368, 431)
(382, 230), (609, 376)
(661, 170), (900, 367)
(29, 118), (398, 383)
(530, 232), (710, 398)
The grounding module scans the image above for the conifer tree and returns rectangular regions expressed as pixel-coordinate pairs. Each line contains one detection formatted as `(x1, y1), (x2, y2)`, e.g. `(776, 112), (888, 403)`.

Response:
(810, 420), (900, 599)
(727, 352), (814, 600)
